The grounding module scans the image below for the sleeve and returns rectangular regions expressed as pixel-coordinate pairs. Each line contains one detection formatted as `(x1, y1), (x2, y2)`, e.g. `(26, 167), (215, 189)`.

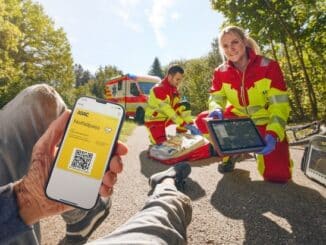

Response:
(265, 61), (291, 140)
(151, 88), (187, 126)
(174, 97), (193, 124)
(0, 183), (31, 243)
(208, 69), (227, 112)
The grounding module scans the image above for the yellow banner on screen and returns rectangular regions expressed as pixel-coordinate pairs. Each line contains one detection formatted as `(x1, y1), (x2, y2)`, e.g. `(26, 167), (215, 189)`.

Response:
(56, 108), (118, 179)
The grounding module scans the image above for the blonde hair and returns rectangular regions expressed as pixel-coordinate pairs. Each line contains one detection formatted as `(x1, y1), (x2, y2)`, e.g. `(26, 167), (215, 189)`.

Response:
(218, 26), (261, 61)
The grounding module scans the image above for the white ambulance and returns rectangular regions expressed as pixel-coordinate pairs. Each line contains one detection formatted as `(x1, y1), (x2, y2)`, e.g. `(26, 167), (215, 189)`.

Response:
(104, 74), (161, 123)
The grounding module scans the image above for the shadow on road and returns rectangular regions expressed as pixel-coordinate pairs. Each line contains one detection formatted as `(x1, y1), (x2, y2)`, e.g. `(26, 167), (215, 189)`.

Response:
(139, 150), (206, 200)
(211, 169), (326, 244)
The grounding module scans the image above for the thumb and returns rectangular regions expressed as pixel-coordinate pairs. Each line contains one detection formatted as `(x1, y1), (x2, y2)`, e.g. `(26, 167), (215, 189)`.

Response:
(35, 110), (71, 154)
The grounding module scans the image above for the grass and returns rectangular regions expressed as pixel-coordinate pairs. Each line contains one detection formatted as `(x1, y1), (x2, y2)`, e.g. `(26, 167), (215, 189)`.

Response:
(119, 119), (138, 142)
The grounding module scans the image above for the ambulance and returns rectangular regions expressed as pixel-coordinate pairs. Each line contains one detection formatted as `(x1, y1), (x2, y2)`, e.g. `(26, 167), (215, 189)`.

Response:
(104, 74), (161, 123)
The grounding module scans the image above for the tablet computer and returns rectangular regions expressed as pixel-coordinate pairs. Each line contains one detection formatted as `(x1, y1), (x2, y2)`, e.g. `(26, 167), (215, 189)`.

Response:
(206, 118), (266, 155)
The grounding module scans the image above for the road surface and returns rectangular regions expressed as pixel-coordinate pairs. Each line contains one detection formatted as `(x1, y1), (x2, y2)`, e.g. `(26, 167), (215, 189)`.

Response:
(41, 125), (326, 244)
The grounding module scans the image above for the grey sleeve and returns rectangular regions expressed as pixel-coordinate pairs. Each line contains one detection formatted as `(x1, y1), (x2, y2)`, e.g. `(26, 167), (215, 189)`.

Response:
(0, 183), (31, 243)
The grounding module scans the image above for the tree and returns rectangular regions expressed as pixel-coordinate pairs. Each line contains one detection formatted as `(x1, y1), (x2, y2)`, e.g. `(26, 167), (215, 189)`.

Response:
(74, 64), (92, 87)
(148, 57), (164, 78)
(0, 0), (74, 107)
(207, 38), (223, 69)
(93, 65), (123, 98)
(181, 57), (213, 115)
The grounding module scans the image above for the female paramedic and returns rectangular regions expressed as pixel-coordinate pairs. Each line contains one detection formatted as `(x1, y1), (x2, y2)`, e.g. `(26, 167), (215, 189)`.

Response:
(196, 26), (292, 183)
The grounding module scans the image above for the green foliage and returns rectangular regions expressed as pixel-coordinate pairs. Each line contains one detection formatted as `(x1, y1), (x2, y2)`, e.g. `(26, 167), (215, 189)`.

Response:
(94, 65), (123, 98)
(148, 57), (164, 78)
(74, 64), (93, 87)
(0, 0), (74, 108)
(119, 119), (137, 142)
(177, 57), (214, 115)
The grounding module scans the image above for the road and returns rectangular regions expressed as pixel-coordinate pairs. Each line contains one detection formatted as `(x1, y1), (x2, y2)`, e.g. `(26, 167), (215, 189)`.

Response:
(41, 125), (326, 244)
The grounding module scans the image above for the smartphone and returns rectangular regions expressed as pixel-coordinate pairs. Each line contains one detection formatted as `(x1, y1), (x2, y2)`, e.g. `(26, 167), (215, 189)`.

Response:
(46, 97), (124, 209)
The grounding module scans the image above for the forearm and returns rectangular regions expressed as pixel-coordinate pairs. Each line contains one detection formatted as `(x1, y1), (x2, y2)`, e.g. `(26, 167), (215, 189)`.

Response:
(0, 183), (31, 243)
(13, 179), (42, 225)
(208, 93), (226, 112)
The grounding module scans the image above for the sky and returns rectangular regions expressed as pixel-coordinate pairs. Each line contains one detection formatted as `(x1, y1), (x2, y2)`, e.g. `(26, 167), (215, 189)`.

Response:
(36, 0), (224, 75)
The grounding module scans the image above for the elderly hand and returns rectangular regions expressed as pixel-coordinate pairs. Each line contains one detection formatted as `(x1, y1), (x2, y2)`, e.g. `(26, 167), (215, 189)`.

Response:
(14, 111), (128, 225)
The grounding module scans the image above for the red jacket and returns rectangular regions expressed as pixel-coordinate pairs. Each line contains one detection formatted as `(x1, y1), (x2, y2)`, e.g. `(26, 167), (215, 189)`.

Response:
(145, 77), (192, 126)
(209, 48), (290, 140)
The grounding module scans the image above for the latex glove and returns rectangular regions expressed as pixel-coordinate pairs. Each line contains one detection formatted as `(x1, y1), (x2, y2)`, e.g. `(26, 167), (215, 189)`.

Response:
(258, 134), (277, 155)
(185, 124), (201, 135)
(209, 109), (223, 120)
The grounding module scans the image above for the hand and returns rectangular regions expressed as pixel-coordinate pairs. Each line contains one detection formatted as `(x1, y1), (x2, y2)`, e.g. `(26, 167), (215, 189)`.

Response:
(14, 111), (128, 225)
(257, 134), (277, 155)
(209, 109), (223, 119)
(185, 124), (201, 135)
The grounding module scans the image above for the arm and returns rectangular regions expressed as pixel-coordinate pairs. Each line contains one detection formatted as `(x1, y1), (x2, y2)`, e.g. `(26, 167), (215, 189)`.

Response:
(1, 111), (127, 242)
(150, 88), (188, 126)
(0, 184), (31, 243)
(208, 69), (227, 113)
(265, 61), (291, 141)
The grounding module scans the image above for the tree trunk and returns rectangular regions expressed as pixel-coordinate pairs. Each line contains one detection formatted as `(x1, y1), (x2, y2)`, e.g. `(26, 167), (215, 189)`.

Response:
(262, 0), (318, 119)
(269, 36), (278, 63)
(295, 42), (318, 119)
(282, 39), (305, 120)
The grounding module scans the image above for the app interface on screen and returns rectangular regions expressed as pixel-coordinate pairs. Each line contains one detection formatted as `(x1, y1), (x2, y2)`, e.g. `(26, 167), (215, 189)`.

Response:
(213, 120), (262, 150)
(56, 108), (119, 179)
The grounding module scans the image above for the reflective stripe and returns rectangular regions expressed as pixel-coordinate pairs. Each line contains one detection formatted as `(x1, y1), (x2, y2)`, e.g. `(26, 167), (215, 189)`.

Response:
(234, 105), (263, 115)
(147, 104), (157, 110)
(247, 105), (263, 114)
(158, 101), (168, 108)
(269, 116), (287, 128)
(235, 107), (247, 114)
(144, 116), (166, 121)
(260, 57), (271, 67)
(252, 117), (269, 125)
(171, 114), (178, 121)
(219, 64), (228, 72)
(181, 111), (191, 118)
(210, 94), (226, 103)
(268, 94), (289, 104)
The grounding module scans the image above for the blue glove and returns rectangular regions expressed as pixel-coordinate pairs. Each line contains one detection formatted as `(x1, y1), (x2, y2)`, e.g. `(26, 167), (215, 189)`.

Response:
(258, 134), (277, 155)
(185, 124), (201, 135)
(209, 109), (223, 119)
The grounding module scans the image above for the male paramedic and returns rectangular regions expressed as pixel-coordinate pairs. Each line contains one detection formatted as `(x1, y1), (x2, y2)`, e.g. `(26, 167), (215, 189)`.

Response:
(145, 65), (200, 145)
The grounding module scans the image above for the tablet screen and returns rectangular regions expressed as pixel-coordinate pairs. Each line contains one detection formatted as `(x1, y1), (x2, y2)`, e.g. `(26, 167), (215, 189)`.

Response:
(207, 118), (265, 154)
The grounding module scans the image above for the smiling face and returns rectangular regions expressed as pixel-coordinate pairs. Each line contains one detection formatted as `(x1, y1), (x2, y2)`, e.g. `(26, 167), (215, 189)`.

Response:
(220, 31), (247, 64)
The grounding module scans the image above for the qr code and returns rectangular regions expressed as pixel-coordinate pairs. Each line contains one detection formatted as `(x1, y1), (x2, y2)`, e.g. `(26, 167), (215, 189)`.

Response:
(68, 148), (96, 174)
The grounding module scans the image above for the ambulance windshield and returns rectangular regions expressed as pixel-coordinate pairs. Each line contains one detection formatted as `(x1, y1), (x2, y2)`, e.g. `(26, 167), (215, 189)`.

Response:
(138, 82), (156, 95)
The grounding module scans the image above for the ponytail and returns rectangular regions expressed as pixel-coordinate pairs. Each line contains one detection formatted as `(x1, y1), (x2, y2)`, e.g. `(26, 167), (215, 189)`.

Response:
(246, 37), (261, 55)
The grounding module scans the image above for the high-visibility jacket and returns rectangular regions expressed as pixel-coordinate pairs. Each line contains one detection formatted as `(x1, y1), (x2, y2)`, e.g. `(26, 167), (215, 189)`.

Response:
(209, 48), (290, 140)
(145, 77), (192, 126)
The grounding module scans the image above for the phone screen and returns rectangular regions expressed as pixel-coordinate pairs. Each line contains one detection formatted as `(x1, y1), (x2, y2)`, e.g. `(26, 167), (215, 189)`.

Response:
(46, 97), (124, 209)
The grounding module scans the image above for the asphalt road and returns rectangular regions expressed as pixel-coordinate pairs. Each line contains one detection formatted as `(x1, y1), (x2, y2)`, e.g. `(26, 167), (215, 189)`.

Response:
(41, 125), (326, 244)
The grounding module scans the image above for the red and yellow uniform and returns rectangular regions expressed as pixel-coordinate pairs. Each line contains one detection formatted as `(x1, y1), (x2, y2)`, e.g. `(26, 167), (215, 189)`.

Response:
(196, 48), (292, 182)
(145, 77), (192, 144)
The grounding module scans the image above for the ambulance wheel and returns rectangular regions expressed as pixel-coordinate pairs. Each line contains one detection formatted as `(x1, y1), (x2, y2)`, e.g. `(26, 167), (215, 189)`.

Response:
(135, 107), (145, 125)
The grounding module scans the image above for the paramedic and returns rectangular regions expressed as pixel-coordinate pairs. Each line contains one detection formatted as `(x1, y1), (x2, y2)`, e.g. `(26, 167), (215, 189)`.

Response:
(145, 64), (201, 145)
(195, 26), (292, 183)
